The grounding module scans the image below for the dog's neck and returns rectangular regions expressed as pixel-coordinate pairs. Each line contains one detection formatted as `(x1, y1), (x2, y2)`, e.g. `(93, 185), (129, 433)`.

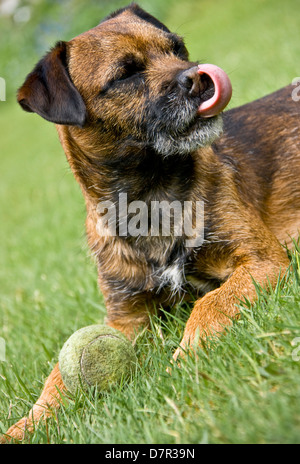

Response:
(56, 125), (228, 285)
(57, 124), (222, 206)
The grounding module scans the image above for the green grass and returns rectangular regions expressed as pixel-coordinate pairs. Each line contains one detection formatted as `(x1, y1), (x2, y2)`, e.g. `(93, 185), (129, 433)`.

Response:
(1, 0), (300, 444)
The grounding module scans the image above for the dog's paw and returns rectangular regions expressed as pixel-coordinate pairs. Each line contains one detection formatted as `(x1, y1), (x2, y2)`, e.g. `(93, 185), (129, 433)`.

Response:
(166, 326), (204, 375)
(166, 339), (197, 375)
(1, 417), (32, 443)
(166, 348), (182, 375)
(172, 345), (186, 364)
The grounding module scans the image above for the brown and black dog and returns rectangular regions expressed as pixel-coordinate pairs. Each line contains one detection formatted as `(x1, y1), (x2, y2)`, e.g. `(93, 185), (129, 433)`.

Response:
(3, 3), (300, 442)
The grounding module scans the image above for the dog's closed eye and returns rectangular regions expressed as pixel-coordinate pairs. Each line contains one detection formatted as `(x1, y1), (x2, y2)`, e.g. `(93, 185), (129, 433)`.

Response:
(119, 56), (146, 81)
(99, 56), (145, 95)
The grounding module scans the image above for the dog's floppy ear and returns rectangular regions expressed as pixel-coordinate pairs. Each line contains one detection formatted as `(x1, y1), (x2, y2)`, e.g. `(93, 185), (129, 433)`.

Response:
(17, 41), (87, 127)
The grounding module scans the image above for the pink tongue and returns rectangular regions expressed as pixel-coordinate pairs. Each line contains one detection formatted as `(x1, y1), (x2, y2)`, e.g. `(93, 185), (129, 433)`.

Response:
(197, 64), (232, 118)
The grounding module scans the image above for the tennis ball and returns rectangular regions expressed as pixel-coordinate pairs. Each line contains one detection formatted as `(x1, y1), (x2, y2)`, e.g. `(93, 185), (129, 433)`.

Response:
(59, 324), (137, 394)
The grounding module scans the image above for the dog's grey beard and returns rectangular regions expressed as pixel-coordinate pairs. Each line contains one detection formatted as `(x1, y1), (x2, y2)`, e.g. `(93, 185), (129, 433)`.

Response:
(151, 115), (223, 157)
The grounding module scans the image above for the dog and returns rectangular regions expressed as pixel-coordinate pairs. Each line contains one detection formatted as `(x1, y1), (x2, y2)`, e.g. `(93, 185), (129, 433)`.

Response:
(2, 2), (300, 442)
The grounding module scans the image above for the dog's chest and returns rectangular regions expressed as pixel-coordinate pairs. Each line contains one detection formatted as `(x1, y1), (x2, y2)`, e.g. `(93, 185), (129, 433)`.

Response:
(152, 245), (219, 297)
(157, 262), (185, 294)
(155, 262), (219, 296)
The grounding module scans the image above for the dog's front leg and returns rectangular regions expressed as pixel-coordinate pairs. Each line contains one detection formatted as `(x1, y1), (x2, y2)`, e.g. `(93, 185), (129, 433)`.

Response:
(1, 363), (65, 443)
(173, 255), (290, 362)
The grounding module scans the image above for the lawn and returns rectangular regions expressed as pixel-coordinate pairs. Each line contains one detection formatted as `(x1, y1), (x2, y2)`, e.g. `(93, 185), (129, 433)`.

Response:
(0, 0), (300, 444)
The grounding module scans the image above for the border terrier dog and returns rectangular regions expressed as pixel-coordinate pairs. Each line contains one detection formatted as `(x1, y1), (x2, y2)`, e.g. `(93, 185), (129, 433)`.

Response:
(3, 3), (300, 442)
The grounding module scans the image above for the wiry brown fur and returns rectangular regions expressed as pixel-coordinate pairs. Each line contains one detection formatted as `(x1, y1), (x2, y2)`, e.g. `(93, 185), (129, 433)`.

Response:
(2, 3), (300, 442)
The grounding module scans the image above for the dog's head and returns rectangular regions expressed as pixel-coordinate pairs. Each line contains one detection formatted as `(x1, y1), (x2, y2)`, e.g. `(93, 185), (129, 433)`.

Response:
(17, 3), (231, 157)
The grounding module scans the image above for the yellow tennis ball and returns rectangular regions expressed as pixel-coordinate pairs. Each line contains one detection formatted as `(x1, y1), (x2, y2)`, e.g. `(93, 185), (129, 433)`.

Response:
(59, 325), (137, 394)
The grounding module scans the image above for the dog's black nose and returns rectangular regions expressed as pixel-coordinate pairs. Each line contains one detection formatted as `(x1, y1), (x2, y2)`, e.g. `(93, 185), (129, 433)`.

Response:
(177, 66), (203, 97)
(177, 66), (214, 100)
